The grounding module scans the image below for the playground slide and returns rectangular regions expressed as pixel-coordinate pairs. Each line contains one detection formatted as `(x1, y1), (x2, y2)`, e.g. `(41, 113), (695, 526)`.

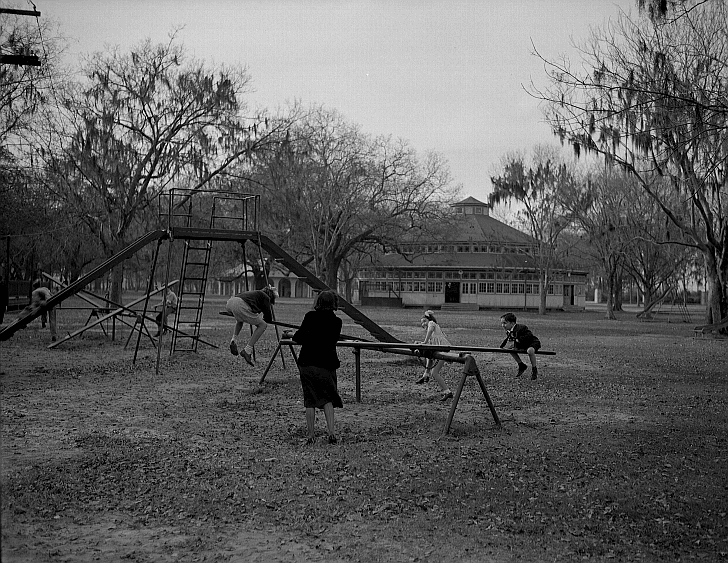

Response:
(258, 234), (401, 343)
(0, 230), (167, 341)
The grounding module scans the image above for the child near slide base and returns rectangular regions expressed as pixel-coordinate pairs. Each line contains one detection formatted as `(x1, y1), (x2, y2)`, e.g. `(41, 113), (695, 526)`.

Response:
(499, 312), (541, 380)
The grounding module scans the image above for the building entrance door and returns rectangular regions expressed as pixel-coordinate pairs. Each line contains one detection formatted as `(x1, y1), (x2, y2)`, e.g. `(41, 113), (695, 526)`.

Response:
(563, 284), (575, 306)
(445, 281), (460, 303)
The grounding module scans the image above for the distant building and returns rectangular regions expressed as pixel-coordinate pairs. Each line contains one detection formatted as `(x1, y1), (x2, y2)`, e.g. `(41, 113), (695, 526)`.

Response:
(213, 262), (317, 300)
(357, 197), (587, 310)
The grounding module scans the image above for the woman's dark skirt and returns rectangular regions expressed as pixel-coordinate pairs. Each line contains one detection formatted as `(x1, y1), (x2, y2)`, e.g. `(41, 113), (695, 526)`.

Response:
(298, 365), (343, 409)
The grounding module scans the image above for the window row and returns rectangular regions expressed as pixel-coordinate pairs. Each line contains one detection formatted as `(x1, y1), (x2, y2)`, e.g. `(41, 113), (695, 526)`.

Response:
(364, 271), (554, 281)
(368, 281), (559, 295)
(396, 243), (537, 255)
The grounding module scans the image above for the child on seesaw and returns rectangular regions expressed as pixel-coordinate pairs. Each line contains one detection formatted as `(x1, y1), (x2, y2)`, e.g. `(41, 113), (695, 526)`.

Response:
(499, 312), (541, 380)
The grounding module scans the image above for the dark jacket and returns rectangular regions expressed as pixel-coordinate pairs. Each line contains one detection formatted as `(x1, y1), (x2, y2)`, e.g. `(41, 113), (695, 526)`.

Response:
(292, 309), (342, 370)
(500, 323), (541, 350)
(236, 290), (274, 323)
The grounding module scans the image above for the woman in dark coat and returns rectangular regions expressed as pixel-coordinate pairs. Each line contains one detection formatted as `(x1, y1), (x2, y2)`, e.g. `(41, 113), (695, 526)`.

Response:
(290, 290), (343, 444)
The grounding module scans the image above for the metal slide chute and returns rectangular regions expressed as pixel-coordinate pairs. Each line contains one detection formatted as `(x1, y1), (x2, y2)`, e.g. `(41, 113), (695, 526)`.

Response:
(0, 230), (167, 341)
(256, 234), (401, 343)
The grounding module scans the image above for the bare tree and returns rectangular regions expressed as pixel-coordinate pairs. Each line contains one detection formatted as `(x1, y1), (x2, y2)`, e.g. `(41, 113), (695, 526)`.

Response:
(1, 9), (66, 161)
(561, 168), (632, 319)
(531, 0), (728, 326)
(490, 146), (578, 315)
(621, 176), (694, 317)
(36, 34), (288, 302)
(564, 166), (694, 318)
(252, 106), (458, 290)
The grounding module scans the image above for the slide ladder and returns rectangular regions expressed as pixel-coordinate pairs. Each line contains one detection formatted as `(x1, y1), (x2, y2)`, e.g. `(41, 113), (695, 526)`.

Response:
(168, 191), (253, 353)
(171, 238), (212, 352)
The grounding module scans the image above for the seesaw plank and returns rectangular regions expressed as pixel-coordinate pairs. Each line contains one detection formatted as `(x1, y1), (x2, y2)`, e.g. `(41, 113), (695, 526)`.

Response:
(280, 339), (556, 355)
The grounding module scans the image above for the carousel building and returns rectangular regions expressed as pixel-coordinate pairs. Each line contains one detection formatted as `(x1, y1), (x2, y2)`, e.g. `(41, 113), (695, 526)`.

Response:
(357, 197), (587, 310)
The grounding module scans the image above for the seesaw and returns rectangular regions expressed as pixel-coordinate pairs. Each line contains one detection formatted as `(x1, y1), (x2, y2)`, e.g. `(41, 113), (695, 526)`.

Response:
(328, 341), (556, 355)
(271, 338), (556, 435)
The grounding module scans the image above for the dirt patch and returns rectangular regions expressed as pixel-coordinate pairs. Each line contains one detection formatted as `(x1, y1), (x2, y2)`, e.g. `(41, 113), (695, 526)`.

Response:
(2, 303), (727, 562)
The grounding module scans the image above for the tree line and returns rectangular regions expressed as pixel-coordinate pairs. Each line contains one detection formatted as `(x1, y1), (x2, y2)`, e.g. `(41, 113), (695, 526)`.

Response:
(491, 0), (726, 324)
(1, 0), (725, 326)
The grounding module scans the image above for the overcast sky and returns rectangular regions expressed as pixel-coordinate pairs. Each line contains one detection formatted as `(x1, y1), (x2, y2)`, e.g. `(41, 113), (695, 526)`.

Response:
(39, 0), (635, 203)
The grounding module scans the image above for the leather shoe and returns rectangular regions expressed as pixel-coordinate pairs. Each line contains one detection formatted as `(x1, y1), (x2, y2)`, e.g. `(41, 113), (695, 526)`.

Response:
(240, 349), (254, 366)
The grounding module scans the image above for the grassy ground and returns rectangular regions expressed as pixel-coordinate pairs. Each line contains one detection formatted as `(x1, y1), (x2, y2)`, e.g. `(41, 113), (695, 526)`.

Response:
(1, 297), (726, 562)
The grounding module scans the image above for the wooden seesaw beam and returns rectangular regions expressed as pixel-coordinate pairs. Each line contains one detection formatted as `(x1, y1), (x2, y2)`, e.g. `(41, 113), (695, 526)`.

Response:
(330, 341), (556, 355)
(275, 339), (554, 401)
(277, 339), (514, 435)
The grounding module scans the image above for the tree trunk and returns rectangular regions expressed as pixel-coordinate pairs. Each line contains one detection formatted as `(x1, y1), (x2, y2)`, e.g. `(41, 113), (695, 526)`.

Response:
(613, 277), (623, 312)
(704, 253), (727, 331)
(110, 263), (124, 305)
(537, 269), (549, 315)
(605, 289), (617, 320)
(604, 266), (618, 320)
(324, 256), (341, 293)
(538, 279), (547, 315)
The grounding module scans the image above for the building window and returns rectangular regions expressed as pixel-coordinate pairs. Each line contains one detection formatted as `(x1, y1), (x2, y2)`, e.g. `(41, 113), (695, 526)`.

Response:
(486, 282), (495, 293)
(427, 282), (442, 292)
(461, 282), (477, 294)
(496, 282), (503, 293)
(474, 206), (483, 214)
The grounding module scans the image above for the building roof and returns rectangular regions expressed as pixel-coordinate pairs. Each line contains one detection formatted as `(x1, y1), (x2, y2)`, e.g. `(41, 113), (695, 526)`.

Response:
(375, 250), (538, 270)
(453, 196), (488, 206)
(365, 196), (581, 272)
(452, 213), (536, 245)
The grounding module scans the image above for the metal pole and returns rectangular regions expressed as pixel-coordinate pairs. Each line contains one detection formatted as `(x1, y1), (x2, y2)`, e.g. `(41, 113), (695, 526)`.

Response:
(354, 348), (361, 402)
(134, 238), (162, 365)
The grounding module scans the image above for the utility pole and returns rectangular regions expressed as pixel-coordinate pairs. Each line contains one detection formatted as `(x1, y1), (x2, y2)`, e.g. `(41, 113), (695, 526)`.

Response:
(0, 7), (42, 66)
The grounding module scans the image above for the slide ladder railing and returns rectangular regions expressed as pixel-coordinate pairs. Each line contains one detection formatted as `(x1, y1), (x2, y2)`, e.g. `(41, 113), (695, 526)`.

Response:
(163, 190), (260, 353)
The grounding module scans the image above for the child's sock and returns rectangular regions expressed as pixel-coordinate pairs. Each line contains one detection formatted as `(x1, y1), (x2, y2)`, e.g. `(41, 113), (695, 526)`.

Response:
(243, 345), (254, 355)
(531, 366), (538, 380)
